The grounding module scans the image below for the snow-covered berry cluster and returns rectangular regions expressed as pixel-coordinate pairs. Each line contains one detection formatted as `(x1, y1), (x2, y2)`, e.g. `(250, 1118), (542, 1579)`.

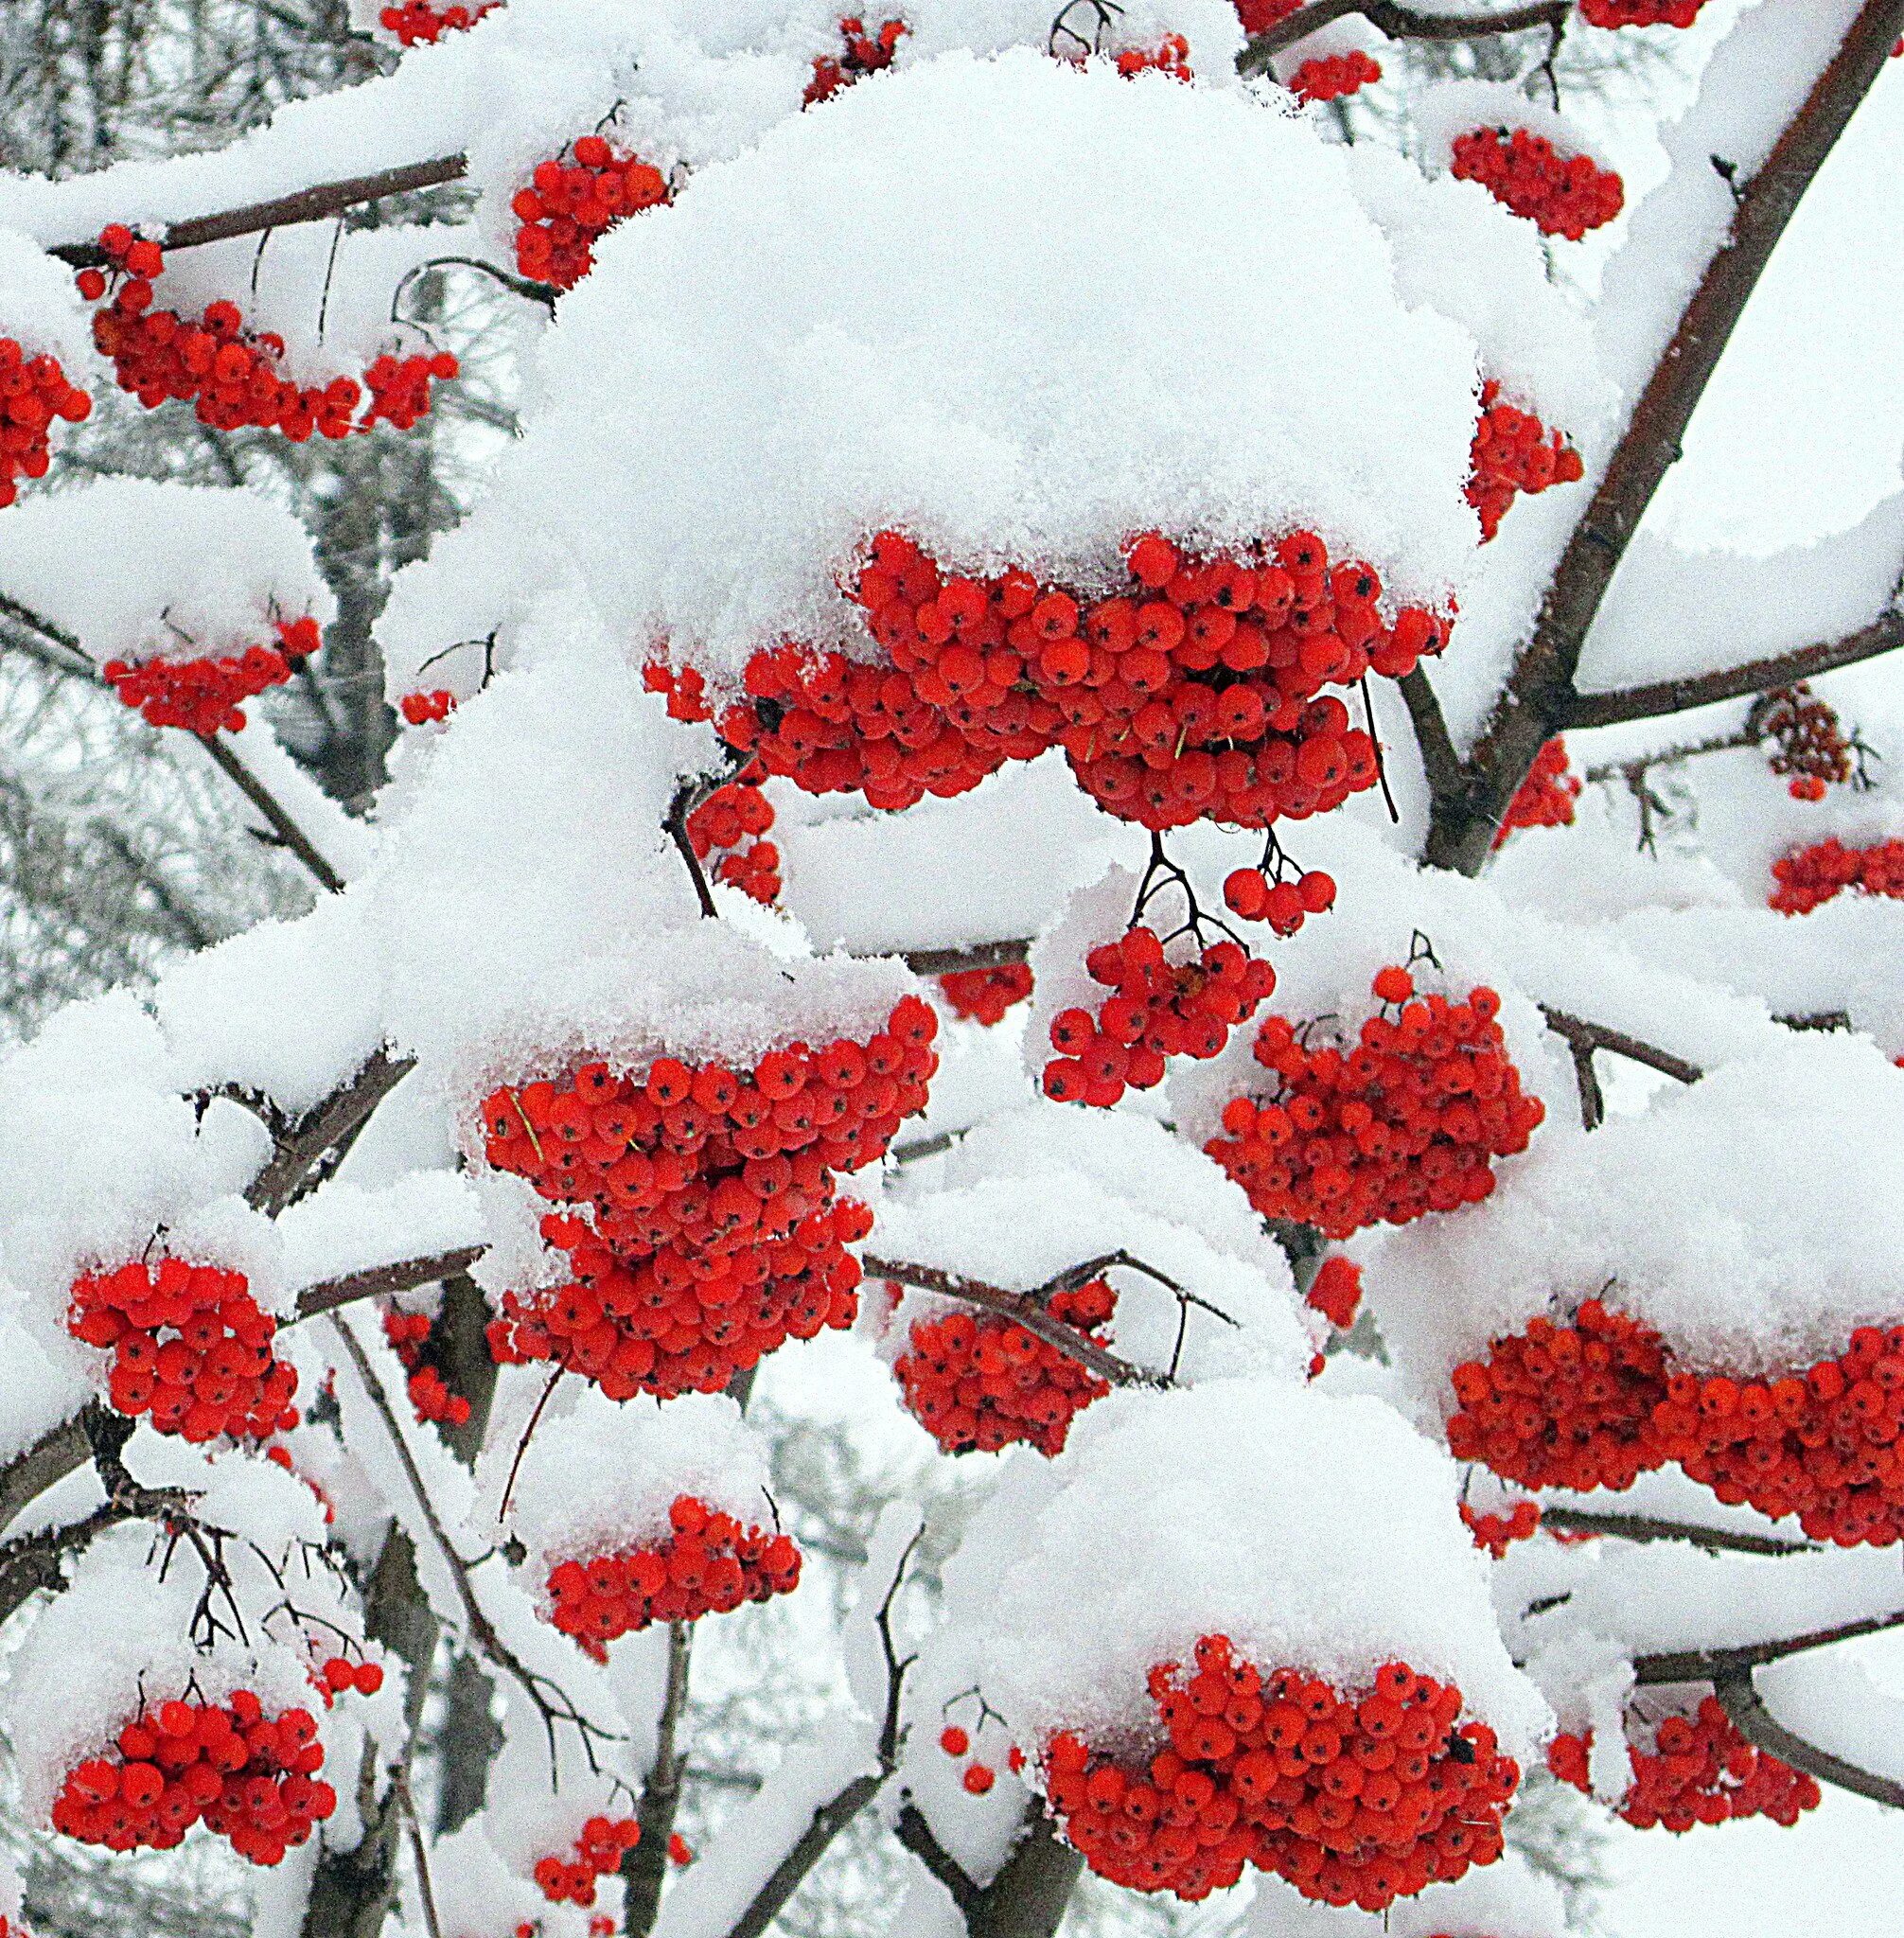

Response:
(1045, 929), (1278, 1107)
(804, 15), (908, 107)
(533, 1817), (642, 1906)
(1756, 683), (1855, 799)
(685, 767), (781, 905)
(1579, 0), (1707, 25)
(1548, 1700), (1820, 1831)
(398, 687), (457, 726)
(892, 1276), (1114, 1455)
(52, 1694), (334, 1867)
(381, 1308), (473, 1429)
(484, 995), (937, 1399)
(544, 1495), (802, 1652)
(1306, 1255), (1363, 1330)
(658, 529), (1444, 831)
(1769, 837), (1904, 915)
(1110, 35), (1192, 79)
(1492, 736), (1581, 846)
(1042, 1636), (1519, 1908)
(1291, 52), (1382, 105)
(379, 1), (500, 44)
(1448, 1301), (1904, 1547)
(1467, 383), (1585, 544)
(1232, 0), (1300, 29)
(1458, 1500), (1540, 1559)
(937, 961), (1033, 1025)
(511, 136), (671, 291)
(0, 337), (91, 507)
(102, 614), (320, 735)
(68, 1259), (299, 1444)
(1450, 128), (1625, 240)
(1206, 967), (1544, 1241)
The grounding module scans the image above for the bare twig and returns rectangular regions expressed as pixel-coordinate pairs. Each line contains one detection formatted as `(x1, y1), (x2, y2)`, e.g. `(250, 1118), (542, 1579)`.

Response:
(1632, 1606), (1904, 1686)
(245, 1048), (417, 1217)
(192, 731), (345, 893)
(1398, 666), (1465, 808)
(900, 938), (1032, 978)
(0, 1480), (200, 1627)
(1538, 1506), (1813, 1559)
(395, 1776), (447, 1938)
(894, 1804), (984, 1918)
(1237, 0), (1566, 72)
(1712, 1661), (1904, 1810)
(1537, 1006), (1704, 1089)
(291, 1246), (487, 1322)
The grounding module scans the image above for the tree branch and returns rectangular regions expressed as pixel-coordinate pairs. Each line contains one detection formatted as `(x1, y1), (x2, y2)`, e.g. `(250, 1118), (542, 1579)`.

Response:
(1427, 0), (1904, 873)
(1538, 1506), (1813, 1559)
(1237, 0), (1566, 73)
(623, 1621), (694, 1938)
(291, 1246), (487, 1322)
(1633, 1605), (1904, 1686)
(1568, 611), (1904, 731)
(900, 939), (1032, 977)
(1713, 1661), (1904, 1810)
(0, 1481), (198, 1628)
(1537, 1006), (1704, 1089)
(193, 731), (345, 893)
(894, 1805), (983, 1920)
(46, 155), (470, 268)
(1397, 666), (1466, 808)
(245, 1048), (417, 1217)
(0, 1411), (94, 1539)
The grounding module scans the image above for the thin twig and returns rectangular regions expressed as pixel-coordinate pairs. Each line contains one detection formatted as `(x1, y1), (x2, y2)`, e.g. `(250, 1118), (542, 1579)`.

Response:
(894, 1804), (984, 1918)
(1537, 1006), (1704, 1088)
(193, 731), (344, 892)
(396, 1774), (447, 1938)
(245, 1048), (417, 1216)
(1237, 0), (1566, 73)
(1712, 1661), (1904, 1810)
(291, 1245), (487, 1322)
(1539, 1506), (1813, 1559)
(1633, 1606), (1904, 1686)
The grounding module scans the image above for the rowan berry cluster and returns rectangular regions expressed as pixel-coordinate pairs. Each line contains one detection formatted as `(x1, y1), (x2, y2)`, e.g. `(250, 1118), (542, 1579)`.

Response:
(379, 1), (500, 44)
(1223, 863), (1335, 936)
(1206, 967), (1544, 1242)
(102, 614), (320, 735)
(1492, 736), (1581, 847)
(483, 995), (937, 1398)
(1043, 1635), (1518, 1908)
(1112, 36), (1192, 79)
(1045, 929), (1278, 1107)
(804, 16), (908, 106)
(685, 768), (781, 905)
(398, 688), (457, 725)
(1233, 0), (1300, 30)
(1458, 1500), (1540, 1559)
(1548, 1700), (1820, 1831)
(669, 529), (1445, 831)
(893, 1277), (1114, 1455)
(1467, 384), (1586, 543)
(544, 1495), (802, 1654)
(1769, 837), (1904, 916)
(1291, 53), (1382, 105)
(68, 1259), (299, 1444)
(938, 961), (1034, 1026)
(316, 1656), (385, 1703)
(511, 136), (671, 291)
(1451, 128), (1624, 240)
(1756, 684), (1854, 799)
(380, 1309), (473, 1429)
(533, 1818), (641, 1906)
(939, 1726), (1001, 1792)
(80, 228), (455, 438)
(52, 1693), (335, 1866)
(1579, 0), (1706, 25)
(1447, 1300), (1904, 1546)
(1306, 1256), (1363, 1330)
(0, 337), (91, 507)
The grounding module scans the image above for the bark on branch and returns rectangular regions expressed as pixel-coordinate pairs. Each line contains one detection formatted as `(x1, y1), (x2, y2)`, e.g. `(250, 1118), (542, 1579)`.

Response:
(1538, 1506), (1813, 1559)
(900, 939), (1032, 977)
(245, 1048), (417, 1216)
(1238, 0), (1567, 72)
(292, 1246), (488, 1322)
(1712, 1661), (1904, 1811)
(193, 731), (346, 894)
(1538, 1006), (1704, 1087)
(1632, 1604), (1904, 1686)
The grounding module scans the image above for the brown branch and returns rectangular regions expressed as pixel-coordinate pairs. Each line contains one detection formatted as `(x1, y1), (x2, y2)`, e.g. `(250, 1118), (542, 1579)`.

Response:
(900, 939), (1031, 977)
(46, 155), (470, 268)
(1537, 1006), (1704, 1088)
(1539, 1506), (1813, 1559)
(246, 1048), (417, 1216)
(1568, 611), (1904, 731)
(894, 1805), (983, 1919)
(0, 1411), (93, 1539)
(0, 1481), (199, 1628)
(292, 1246), (487, 1322)
(1237, 0), (1566, 72)
(1633, 1606), (1904, 1686)
(860, 1256), (1167, 1390)
(1712, 1661), (1904, 1810)
(966, 1809), (1085, 1938)
(622, 1621), (695, 1938)
(1428, 0), (1904, 874)
(0, 590), (91, 670)
(1397, 666), (1465, 808)
(193, 731), (345, 893)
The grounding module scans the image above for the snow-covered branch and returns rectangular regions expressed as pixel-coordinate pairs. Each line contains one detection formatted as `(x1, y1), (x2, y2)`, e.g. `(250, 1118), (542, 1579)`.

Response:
(1237, 0), (1568, 73)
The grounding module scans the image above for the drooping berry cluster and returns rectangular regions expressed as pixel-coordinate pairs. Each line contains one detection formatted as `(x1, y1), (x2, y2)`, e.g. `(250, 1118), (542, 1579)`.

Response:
(0, 337), (91, 507)
(381, 1308), (473, 1429)
(1450, 129), (1624, 240)
(1306, 1255), (1363, 1330)
(1448, 1302), (1904, 1546)
(1223, 862), (1336, 937)
(1206, 968), (1544, 1242)
(102, 615), (321, 735)
(804, 15), (908, 106)
(511, 136), (671, 292)
(68, 1259), (299, 1443)
(398, 687), (457, 725)
(1755, 683), (1855, 800)
(1548, 1700), (1820, 1832)
(1579, 0), (1706, 25)
(1046, 930), (1278, 1107)
(1291, 52), (1382, 105)
(80, 228), (455, 438)
(1467, 383), (1585, 543)
(533, 1818), (642, 1906)
(1458, 1500), (1540, 1559)
(316, 1655), (385, 1703)
(52, 1694), (334, 1866)
(1043, 1636), (1519, 1908)
(659, 529), (1446, 831)
(379, 0), (500, 44)
(484, 995), (937, 1399)
(938, 961), (1034, 1026)
(685, 767), (781, 905)
(939, 1724), (1003, 1792)
(1492, 736), (1581, 847)
(893, 1277), (1114, 1455)
(1769, 837), (1904, 916)
(544, 1495), (802, 1653)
